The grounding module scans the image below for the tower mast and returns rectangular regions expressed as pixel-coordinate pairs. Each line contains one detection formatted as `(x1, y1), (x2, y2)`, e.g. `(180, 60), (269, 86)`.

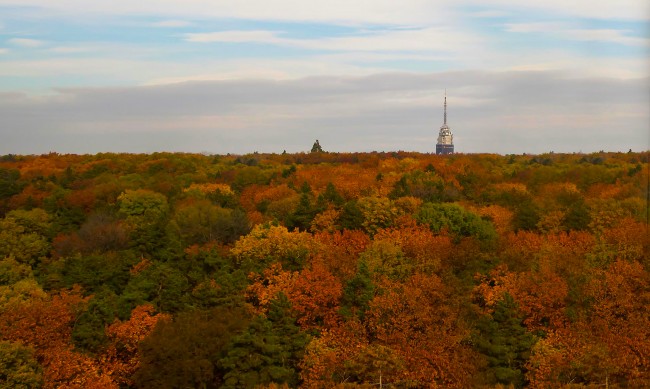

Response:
(435, 89), (454, 155)
(444, 89), (447, 126)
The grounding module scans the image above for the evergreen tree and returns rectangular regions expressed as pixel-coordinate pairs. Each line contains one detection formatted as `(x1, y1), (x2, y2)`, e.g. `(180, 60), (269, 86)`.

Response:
(287, 192), (316, 231)
(473, 293), (537, 388)
(339, 201), (364, 230)
(340, 261), (375, 320)
(134, 307), (250, 389)
(320, 183), (344, 207)
(219, 294), (309, 388)
(310, 140), (323, 153)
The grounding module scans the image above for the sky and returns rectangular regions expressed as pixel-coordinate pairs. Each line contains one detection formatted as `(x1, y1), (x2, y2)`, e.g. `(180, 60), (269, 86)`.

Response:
(0, 0), (648, 155)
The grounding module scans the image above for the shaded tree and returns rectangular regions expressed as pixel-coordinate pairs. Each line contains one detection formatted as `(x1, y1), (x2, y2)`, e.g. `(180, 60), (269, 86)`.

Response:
(219, 294), (309, 388)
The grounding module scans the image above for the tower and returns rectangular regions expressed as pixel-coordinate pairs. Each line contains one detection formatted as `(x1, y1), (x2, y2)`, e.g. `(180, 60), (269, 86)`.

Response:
(436, 91), (454, 155)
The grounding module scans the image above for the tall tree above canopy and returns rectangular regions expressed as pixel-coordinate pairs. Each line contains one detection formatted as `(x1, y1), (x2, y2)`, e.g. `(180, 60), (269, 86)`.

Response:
(310, 140), (323, 153)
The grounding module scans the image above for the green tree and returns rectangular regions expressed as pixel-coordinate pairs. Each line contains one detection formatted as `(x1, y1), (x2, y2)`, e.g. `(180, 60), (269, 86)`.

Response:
(120, 262), (190, 315)
(171, 199), (250, 247)
(0, 340), (43, 389)
(310, 140), (323, 153)
(0, 257), (33, 286)
(316, 182), (344, 208)
(72, 288), (120, 353)
(417, 202), (496, 242)
(340, 261), (375, 320)
(563, 200), (591, 231)
(43, 187), (86, 233)
(118, 189), (168, 221)
(359, 240), (412, 281)
(59, 252), (136, 294)
(220, 294), (309, 388)
(512, 201), (541, 232)
(473, 294), (537, 388)
(339, 201), (364, 230)
(287, 193), (317, 231)
(0, 168), (22, 200)
(0, 217), (49, 267)
(118, 189), (170, 256)
(134, 307), (250, 389)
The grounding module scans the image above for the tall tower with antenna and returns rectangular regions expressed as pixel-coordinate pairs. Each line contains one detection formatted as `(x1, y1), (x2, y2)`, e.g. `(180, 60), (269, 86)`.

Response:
(436, 91), (454, 155)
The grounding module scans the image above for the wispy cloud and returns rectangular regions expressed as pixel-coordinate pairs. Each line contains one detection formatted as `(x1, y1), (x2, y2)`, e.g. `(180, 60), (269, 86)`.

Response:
(469, 10), (509, 18)
(0, 0), (647, 21)
(0, 48), (9, 54)
(48, 46), (93, 54)
(8, 38), (45, 47)
(185, 27), (482, 53)
(185, 30), (282, 44)
(503, 22), (564, 33)
(565, 29), (650, 47)
(504, 23), (650, 47)
(151, 20), (193, 28)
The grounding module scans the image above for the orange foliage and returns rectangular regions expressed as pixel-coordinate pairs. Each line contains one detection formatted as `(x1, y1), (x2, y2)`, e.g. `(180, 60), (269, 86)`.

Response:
(0, 287), (87, 351)
(300, 320), (369, 387)
(585, 182), (623, 199)
(366, 273), (477, 387)
(43, 346), (117, 389)
(313, 230), (371, 280)
(102, 304), (170, 386)
(284, 263), (343, 329)
(310, 209), (341, 233)
(527, 260), (650, 387)
(0, 287), (118, 388)
(7, 183), (52, 209)
(602, 218), (649, 263)
(478, 204), (514, 234)
(18, 155), (66, 180)
(374, 223), (453, 274)
(65, 188), (96, 213)
(239, 184), (296, 212)
(246, 210), (266, 226)
(295, 165), (379, 199)
(129, 256), (153, 276)
(246, 263), (297, 314)
(474, 265), (568, 331)
(247, 262), (343, 330)
(500, 231), (545, 271)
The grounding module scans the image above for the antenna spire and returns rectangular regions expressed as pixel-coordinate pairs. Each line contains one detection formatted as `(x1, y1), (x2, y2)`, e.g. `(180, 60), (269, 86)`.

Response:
(444, 89), (447, 126)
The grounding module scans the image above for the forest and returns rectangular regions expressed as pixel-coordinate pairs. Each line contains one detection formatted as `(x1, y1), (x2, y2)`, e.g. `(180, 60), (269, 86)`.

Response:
(0, 150), (648, 388)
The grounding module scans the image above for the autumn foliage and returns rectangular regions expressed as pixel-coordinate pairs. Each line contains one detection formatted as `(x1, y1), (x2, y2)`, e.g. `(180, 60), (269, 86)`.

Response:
(0, 150), (648, 388)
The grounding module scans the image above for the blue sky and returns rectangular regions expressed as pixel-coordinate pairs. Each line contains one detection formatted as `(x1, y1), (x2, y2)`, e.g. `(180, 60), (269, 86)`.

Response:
(0, 0), (648, 154)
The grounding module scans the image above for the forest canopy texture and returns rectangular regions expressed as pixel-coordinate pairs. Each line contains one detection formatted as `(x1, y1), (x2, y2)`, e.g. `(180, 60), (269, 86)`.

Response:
(0, 151), (648, 388)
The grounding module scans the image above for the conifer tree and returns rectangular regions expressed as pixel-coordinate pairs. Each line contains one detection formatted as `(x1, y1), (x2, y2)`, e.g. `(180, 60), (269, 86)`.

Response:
(220, 294), (309, 388)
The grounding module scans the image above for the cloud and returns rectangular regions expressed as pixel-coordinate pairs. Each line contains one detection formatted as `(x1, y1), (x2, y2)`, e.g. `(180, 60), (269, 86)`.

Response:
(0, 71), (647, 154)
(185, 27), (483, 54)
(0, 0), (646, 22)
(151, 20), (193, 28)
(8, 38), (45, 47)
(0, 48), (8, 54)
(470, 10), (509, 18)
(505, 23), (650, 47)
(185, 30), (283, 44)
(48, 46), (93, 54)
(565, 29), (650, 47)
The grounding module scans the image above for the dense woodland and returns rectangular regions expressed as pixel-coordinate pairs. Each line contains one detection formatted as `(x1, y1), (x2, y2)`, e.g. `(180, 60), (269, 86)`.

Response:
(0, 150), (648, 388)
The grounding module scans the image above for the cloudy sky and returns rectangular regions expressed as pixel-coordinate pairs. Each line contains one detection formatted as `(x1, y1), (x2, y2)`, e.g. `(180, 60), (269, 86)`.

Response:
(0, 1), (648, 154)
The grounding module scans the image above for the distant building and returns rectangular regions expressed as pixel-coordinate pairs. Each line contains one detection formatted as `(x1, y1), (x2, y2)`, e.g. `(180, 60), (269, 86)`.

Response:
(436, 92), (454, 155)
